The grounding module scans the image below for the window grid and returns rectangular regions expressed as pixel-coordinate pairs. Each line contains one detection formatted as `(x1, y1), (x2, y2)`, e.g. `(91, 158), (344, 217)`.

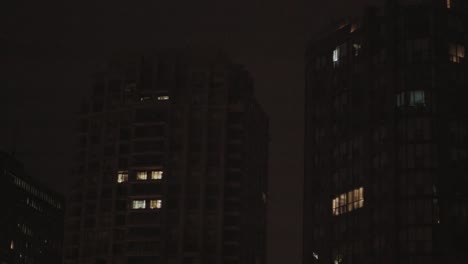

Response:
(332, 187), (364, 216)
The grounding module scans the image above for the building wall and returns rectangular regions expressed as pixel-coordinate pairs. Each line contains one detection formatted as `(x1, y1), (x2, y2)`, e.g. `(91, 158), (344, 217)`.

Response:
(63, 52), (268, 264)
(0, 151), (64, 264)
(304, 1), (468, 263)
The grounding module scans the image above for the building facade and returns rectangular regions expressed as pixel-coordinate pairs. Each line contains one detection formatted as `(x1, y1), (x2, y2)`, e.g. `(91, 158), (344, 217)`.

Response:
(304, 1), (468, 263)
(0, 151), (64, 264)
(63, 52), (268, 264)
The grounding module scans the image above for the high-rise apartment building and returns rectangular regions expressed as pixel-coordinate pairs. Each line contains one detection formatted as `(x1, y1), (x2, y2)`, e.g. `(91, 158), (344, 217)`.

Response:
(304, 1), (468, 263)
(0, 151), (64, 264)
(63, 52), (268, 264)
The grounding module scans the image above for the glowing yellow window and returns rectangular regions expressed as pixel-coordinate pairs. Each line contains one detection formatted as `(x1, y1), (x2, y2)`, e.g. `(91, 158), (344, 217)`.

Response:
(132, 200), (146, 209)
(332, 198), (340, 216)
(332, 187), (365, 216)
(449, 44), (465, 63)
(10, 240), (14, 250)
(151, 170), (163, 180)
(347, 191), (354, 212)
(150, 200), (162, 209)
(136, 171), (147, 180)
(117, 171), (128, 183)
(447, 0), (451, 9)
(357, 187), (364, 208)
(339, 194), (347, 214)
(157, 96), (169, 101)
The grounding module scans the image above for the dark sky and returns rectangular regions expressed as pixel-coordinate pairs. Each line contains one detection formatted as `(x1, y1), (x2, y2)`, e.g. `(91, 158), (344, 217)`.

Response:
(3, 0), (382, 263)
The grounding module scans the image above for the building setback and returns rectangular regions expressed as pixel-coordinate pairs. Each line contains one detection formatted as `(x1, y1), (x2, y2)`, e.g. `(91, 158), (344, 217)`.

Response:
(0, 151), (64, 264)
(63, 52), (268, 264)
(304, 0), (468, 263)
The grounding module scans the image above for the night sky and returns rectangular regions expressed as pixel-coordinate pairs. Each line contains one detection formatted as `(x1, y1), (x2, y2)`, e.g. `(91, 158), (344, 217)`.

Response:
(3, 0), (382, 263)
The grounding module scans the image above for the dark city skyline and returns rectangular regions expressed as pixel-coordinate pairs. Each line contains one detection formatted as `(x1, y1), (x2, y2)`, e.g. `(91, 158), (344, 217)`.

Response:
(5, 1), (384, 264)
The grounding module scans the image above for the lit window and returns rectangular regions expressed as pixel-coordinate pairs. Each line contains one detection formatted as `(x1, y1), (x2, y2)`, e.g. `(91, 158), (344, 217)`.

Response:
(151, 170), (163, 180)
(332, 187), (364, 216)
(332, 44), (347, 67)
(10, 240), (14, 250)
(334, 254), (343, 264)
(136, 171), (147, 180)
(333, 48), (339, 64)
(339, 194), (346, 214)
(397, 91), (426, 108)
(409, 91), (425, 106)
(447, 0), (451, 8)
(313, 252), (319, 260)
(347, 191), (354, 211)
(140, 96), (151, 102)
(157, 96), (170, 101)
(355, 187), (364, 209)
(353, 43), (361, 57)
(132, 200), (146, 209)
(332, 198), (340, 216)
(117, 171), (128, 183)
(449, 43), (465, 63)
(150, 199), (162, 209)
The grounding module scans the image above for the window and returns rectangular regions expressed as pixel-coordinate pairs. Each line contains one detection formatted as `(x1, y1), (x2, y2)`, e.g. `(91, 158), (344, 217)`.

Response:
(447, 0), (451, 8)
(151, 170), (163, 180)
(10, 240), (14, 250)
(353, 187), (364, 209)
(140, 96), (151, 102)
(332, 43), (347, 67)
(332, 198), (338, 216)
(333, 48), (340, 64)
(449, 44), (465, 63)
(157, 96), (170, 101)
(136, 171), (147, 180)
(332, 187), (364, 216)
(132, 200), (146, 209)
(313, 252), (319, 260)
(409, 91), (425, 106)
(353, 43), (361, 57)
(150, 200), (162, 209)
(117, 171), (128, 183)
(333, 253), (343, 264)
(397, 91), (426, 107)
(405, 39), (430, 62)
(397, 92), (405, 107)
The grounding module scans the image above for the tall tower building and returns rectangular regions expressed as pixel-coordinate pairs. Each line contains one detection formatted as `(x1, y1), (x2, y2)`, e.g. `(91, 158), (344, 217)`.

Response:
(63, 52), (268, 264)
(304, 1), (468, 263)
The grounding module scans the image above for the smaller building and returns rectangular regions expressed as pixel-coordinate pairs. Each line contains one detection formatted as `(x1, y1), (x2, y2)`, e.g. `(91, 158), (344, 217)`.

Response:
(0, 151), (64, 264)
